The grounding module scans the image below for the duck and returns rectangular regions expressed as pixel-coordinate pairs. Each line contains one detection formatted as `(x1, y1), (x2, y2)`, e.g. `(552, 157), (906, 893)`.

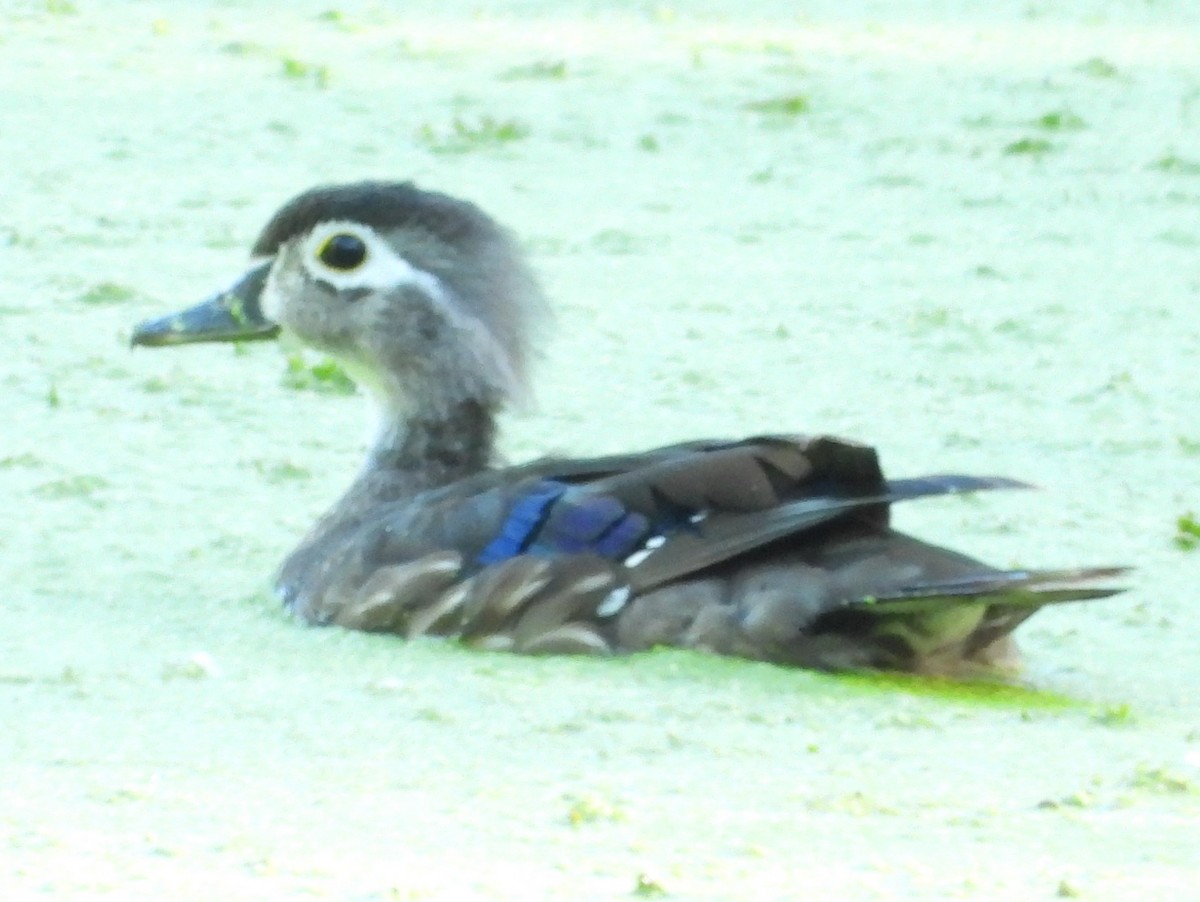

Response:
(130, 181), (1126, 675)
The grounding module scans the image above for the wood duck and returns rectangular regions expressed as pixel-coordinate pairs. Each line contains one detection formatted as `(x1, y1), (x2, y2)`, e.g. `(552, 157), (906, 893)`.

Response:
(131, 181), (1126, 675)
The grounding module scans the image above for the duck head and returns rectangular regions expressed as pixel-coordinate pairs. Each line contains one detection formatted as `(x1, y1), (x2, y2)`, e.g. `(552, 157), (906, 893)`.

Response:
(132, 181), (548, 420)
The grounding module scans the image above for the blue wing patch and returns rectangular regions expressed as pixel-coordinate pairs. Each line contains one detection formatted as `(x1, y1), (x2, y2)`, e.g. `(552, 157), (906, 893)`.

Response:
(476, 481), (652, 566)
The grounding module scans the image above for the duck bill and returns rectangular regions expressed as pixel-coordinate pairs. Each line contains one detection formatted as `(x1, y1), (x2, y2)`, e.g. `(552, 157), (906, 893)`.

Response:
(130, 262), (279, 347)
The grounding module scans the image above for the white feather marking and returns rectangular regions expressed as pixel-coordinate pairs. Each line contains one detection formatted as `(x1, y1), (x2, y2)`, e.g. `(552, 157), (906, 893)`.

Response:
(596, 586), (631, 618)
(302, 221), (443, 295)
(255, 254), (285, 324)
(623, 534), (666, 568)
(569, 572), (616, 594)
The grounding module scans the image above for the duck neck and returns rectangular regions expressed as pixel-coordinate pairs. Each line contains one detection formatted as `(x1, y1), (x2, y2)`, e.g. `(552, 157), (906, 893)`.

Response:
(274, 396), (498, 617)
(365, 396), (498, 490)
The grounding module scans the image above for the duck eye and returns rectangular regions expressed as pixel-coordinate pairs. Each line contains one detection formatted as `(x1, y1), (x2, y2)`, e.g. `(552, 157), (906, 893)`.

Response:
(318, 233), (367, 271)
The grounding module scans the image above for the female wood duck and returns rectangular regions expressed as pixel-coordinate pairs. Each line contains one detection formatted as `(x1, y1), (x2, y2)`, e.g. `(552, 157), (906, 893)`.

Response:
(131, 181), (1125, 675)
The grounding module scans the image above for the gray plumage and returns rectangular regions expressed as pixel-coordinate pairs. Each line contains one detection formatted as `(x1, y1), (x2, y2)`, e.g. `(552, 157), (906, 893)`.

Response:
(131, 181), (1127, 676)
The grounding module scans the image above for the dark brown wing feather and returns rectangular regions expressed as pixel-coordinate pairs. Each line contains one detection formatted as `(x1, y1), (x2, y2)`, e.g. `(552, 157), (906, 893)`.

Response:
(280, 435), (1127, 675)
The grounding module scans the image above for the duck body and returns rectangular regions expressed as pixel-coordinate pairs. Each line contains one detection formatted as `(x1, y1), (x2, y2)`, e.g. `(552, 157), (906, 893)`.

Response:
(132, 181), (1125, 676)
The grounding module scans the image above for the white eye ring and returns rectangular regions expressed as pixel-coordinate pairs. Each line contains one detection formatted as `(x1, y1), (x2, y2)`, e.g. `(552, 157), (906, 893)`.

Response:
(301, 221), (416, 292)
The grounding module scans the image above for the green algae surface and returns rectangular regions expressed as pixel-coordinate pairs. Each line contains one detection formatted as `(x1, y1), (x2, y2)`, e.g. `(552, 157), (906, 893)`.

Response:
(2, 2), (1197, 898)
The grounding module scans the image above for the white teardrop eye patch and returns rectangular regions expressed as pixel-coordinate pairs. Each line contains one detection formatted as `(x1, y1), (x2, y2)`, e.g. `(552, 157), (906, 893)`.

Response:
(317, 233), (368, 271)
(302, 221), (429, 293)
(298, 219), (456, 314)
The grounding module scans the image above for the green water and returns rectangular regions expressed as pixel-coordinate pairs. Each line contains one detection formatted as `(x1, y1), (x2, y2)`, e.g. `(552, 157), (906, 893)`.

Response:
(2, 2), (1197, 898)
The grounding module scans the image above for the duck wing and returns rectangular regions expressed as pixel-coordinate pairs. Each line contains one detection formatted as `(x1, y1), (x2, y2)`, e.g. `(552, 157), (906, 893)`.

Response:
(282, 435), (1127, 674)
